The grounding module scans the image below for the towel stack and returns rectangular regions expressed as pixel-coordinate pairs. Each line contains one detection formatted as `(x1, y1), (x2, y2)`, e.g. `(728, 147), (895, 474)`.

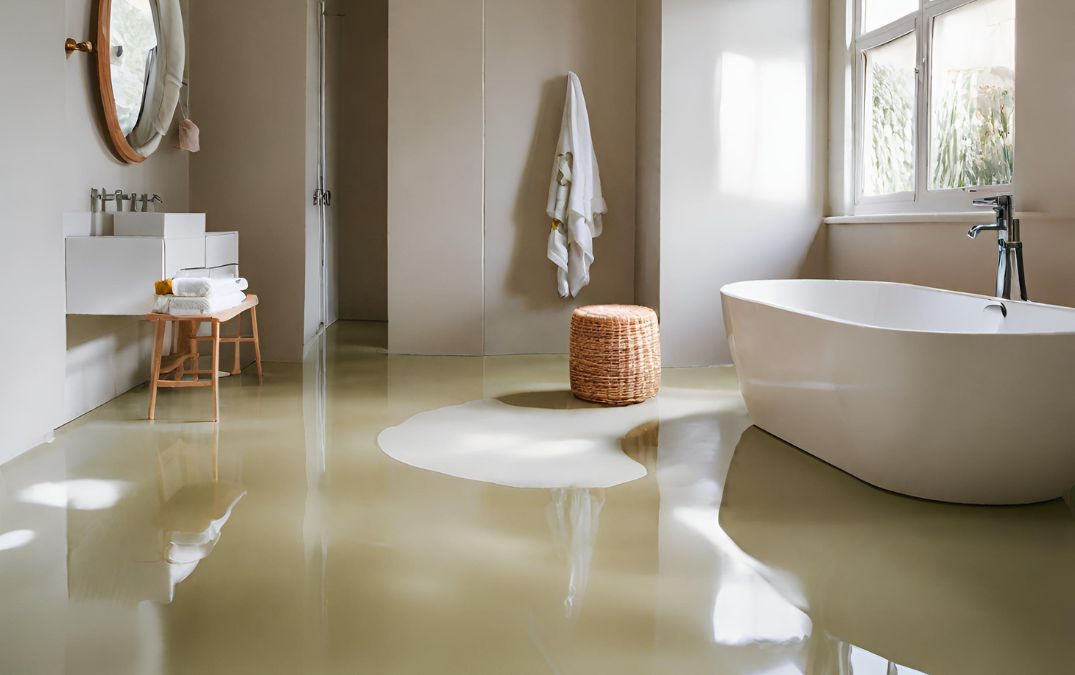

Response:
(154, 277), (249, 316)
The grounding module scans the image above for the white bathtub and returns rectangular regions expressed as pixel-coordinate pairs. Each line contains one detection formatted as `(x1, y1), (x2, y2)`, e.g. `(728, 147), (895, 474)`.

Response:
(721, 279), (1075, 505)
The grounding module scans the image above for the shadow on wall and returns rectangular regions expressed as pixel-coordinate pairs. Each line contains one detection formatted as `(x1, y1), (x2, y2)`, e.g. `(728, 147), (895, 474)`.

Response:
(504, 76), (572, 310)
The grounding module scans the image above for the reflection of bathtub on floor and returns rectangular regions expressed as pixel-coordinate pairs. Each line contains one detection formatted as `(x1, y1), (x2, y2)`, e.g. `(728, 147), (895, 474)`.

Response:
(719, 427), (1075, 675)
(722, 279), (1075, 504)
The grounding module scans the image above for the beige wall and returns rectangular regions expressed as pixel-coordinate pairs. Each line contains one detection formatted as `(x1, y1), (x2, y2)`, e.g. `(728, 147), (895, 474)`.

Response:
(387, 0), (486, 355)
(635, 0), (662, 313)
(482, 0), (637, 355)
(827, 1), (1075, 303)
(189, 0), (309, 362)
(388, 0), (639, 356)
(334, 0), (389, 322)
(658, 0), (829, 366)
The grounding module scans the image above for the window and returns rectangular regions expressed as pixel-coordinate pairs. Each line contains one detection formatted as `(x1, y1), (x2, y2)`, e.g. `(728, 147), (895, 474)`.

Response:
(854, 0), (1015, 213)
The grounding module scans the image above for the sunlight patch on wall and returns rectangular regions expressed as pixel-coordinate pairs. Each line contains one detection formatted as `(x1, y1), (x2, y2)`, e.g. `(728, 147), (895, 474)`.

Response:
(717, 52), (808, 204)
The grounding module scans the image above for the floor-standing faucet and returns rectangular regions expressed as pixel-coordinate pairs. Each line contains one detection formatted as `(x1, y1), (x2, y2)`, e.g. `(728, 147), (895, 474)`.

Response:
(967, 195), (1028, 301)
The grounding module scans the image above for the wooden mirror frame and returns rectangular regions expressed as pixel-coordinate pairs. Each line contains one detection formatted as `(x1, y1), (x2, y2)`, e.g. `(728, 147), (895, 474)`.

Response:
(95, 0), (147, 163)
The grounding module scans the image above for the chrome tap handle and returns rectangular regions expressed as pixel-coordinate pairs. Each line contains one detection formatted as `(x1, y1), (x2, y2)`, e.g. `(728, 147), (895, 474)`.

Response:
(971, 194), (1012, 208)
(972, 194), (1013, 224)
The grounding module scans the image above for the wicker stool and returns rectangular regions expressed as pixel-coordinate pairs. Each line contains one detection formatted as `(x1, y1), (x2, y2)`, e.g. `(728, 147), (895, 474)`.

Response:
(570, 305), (661, 405)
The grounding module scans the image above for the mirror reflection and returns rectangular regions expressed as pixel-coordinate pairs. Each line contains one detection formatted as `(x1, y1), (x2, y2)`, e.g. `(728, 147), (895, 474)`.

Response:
(96, 0), (185, 162)
(109, 0), (158, 137)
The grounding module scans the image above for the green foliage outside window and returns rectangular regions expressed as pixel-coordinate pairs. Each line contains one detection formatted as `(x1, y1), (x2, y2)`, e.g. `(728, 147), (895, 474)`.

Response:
(867, 64), (1014, 194)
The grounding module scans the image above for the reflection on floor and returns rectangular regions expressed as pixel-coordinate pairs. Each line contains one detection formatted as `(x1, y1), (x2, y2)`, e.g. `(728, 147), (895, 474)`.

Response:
(0, 322), (1073, 674)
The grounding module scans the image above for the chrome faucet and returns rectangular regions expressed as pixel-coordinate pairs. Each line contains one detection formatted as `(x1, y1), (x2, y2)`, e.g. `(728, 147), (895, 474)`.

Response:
(968, 194), (1027, 301)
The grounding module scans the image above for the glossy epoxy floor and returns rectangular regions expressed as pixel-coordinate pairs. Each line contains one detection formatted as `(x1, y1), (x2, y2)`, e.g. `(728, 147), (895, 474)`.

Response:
(3, 323), (1075, 674)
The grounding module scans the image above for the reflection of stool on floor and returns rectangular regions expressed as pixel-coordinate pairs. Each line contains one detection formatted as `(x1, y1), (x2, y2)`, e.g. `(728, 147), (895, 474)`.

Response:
(145, 295), (263, 422)
(570, 305), (661, 406)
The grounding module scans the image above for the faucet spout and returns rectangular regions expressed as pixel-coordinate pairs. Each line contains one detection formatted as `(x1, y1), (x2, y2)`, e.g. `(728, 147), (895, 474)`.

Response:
(968, 223), (1006, 239)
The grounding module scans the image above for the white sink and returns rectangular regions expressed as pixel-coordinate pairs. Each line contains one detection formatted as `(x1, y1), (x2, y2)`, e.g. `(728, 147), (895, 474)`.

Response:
(114, 212), (206, 238)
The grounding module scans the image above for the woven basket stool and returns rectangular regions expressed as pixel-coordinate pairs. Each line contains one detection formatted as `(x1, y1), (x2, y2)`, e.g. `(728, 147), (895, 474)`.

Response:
(570, 305), (661, 406)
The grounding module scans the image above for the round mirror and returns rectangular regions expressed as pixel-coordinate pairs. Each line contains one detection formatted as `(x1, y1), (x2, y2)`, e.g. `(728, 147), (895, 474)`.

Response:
(96, 0), (185, 163)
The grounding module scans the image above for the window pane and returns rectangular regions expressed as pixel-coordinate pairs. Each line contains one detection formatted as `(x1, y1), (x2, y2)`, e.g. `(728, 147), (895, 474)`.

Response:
(863, 0), (917, 33)
(929, 0), (1015, 190)
(863, 33), (916, 196)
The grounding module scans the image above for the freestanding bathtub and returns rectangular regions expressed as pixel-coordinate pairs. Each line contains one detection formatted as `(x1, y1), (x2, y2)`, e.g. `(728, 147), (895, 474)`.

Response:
(721, 279), (1075, 505)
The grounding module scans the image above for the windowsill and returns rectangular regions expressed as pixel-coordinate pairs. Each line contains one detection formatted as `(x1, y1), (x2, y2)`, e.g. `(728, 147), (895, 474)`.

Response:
(824, 211), (1053, 225)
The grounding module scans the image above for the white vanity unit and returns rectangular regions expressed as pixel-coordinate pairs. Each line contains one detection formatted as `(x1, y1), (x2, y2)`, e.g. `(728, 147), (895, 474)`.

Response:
(65, 213), (239, 315)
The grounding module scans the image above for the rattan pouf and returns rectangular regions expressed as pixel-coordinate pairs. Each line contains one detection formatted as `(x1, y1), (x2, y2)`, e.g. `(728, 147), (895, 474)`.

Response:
(570, 305), (661, 406)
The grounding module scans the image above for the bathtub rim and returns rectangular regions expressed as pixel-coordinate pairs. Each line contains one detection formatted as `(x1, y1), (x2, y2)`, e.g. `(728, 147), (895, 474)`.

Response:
(721, 279), (1075, 337)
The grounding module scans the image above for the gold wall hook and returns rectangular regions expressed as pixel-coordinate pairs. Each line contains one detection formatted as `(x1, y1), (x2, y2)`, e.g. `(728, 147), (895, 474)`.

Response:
(65, 38), (94, 54)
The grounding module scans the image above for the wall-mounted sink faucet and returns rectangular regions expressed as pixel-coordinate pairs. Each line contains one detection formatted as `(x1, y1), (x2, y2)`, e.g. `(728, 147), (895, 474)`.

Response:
(90, 188), (165, 213)
(968, 194), (1027, 302)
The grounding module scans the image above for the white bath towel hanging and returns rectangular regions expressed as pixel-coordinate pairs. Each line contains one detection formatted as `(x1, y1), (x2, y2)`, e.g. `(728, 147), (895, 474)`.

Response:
(547, 72), (606, 299)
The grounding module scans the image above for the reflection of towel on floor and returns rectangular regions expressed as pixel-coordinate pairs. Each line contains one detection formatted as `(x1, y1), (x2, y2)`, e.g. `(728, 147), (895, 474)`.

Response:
(155, 291), (246, 316)
(547, 488), (605, 618)
(547, 72), (606, 299)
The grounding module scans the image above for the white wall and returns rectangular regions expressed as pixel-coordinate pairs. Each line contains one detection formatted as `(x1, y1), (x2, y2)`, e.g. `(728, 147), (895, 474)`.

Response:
(62, 0), (191, 424)
(1, 0), (191, 463)
(387, 0), (486, 356)
(658, 0), (829, 366)
(0, 0), (68, 463)
(827, 0), (1075, 302)
(304, 0), (327, 343)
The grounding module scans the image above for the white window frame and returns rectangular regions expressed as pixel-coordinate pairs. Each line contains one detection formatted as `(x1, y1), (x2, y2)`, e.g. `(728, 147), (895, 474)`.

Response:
(852, 0), (1013, 215)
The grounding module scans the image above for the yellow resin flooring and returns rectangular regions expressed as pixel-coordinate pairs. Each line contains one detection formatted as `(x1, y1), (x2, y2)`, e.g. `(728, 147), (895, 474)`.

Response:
(2, 322), (1074, 674)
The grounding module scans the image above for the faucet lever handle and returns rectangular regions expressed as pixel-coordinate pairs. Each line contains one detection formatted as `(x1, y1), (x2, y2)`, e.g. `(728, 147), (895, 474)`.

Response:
(972, 194), (1013, 213)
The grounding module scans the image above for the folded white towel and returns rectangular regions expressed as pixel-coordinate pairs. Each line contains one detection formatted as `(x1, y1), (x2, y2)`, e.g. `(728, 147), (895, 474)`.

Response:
(172, 277), (249, 298)
(157, 291), (247, 316)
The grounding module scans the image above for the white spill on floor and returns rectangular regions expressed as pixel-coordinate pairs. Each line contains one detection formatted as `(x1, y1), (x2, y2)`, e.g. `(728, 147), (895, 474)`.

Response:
(377, 388), (743, 489)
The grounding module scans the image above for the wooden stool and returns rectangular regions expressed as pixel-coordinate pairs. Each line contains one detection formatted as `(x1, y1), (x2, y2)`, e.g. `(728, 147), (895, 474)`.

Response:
(145, 294), (263, 422)
(570, 305), (661, 405)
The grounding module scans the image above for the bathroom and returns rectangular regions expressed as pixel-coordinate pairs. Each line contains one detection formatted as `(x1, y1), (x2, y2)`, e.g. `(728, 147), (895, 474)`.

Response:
(2, 0), (1074, 672)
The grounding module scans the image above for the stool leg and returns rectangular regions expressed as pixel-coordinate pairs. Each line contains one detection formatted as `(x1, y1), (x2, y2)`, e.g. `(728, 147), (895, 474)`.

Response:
(190, 320), (201, 382)
(231, 315), (242, 375)
(175, 321), (186, 381)
(211, 320), (221, 422)
(250, 306), (263, 385)
(148, 321), (166, 420)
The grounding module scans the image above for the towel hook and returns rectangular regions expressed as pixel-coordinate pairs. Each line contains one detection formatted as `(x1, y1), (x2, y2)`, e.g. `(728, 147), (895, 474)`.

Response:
(65, 38), (94, 54)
